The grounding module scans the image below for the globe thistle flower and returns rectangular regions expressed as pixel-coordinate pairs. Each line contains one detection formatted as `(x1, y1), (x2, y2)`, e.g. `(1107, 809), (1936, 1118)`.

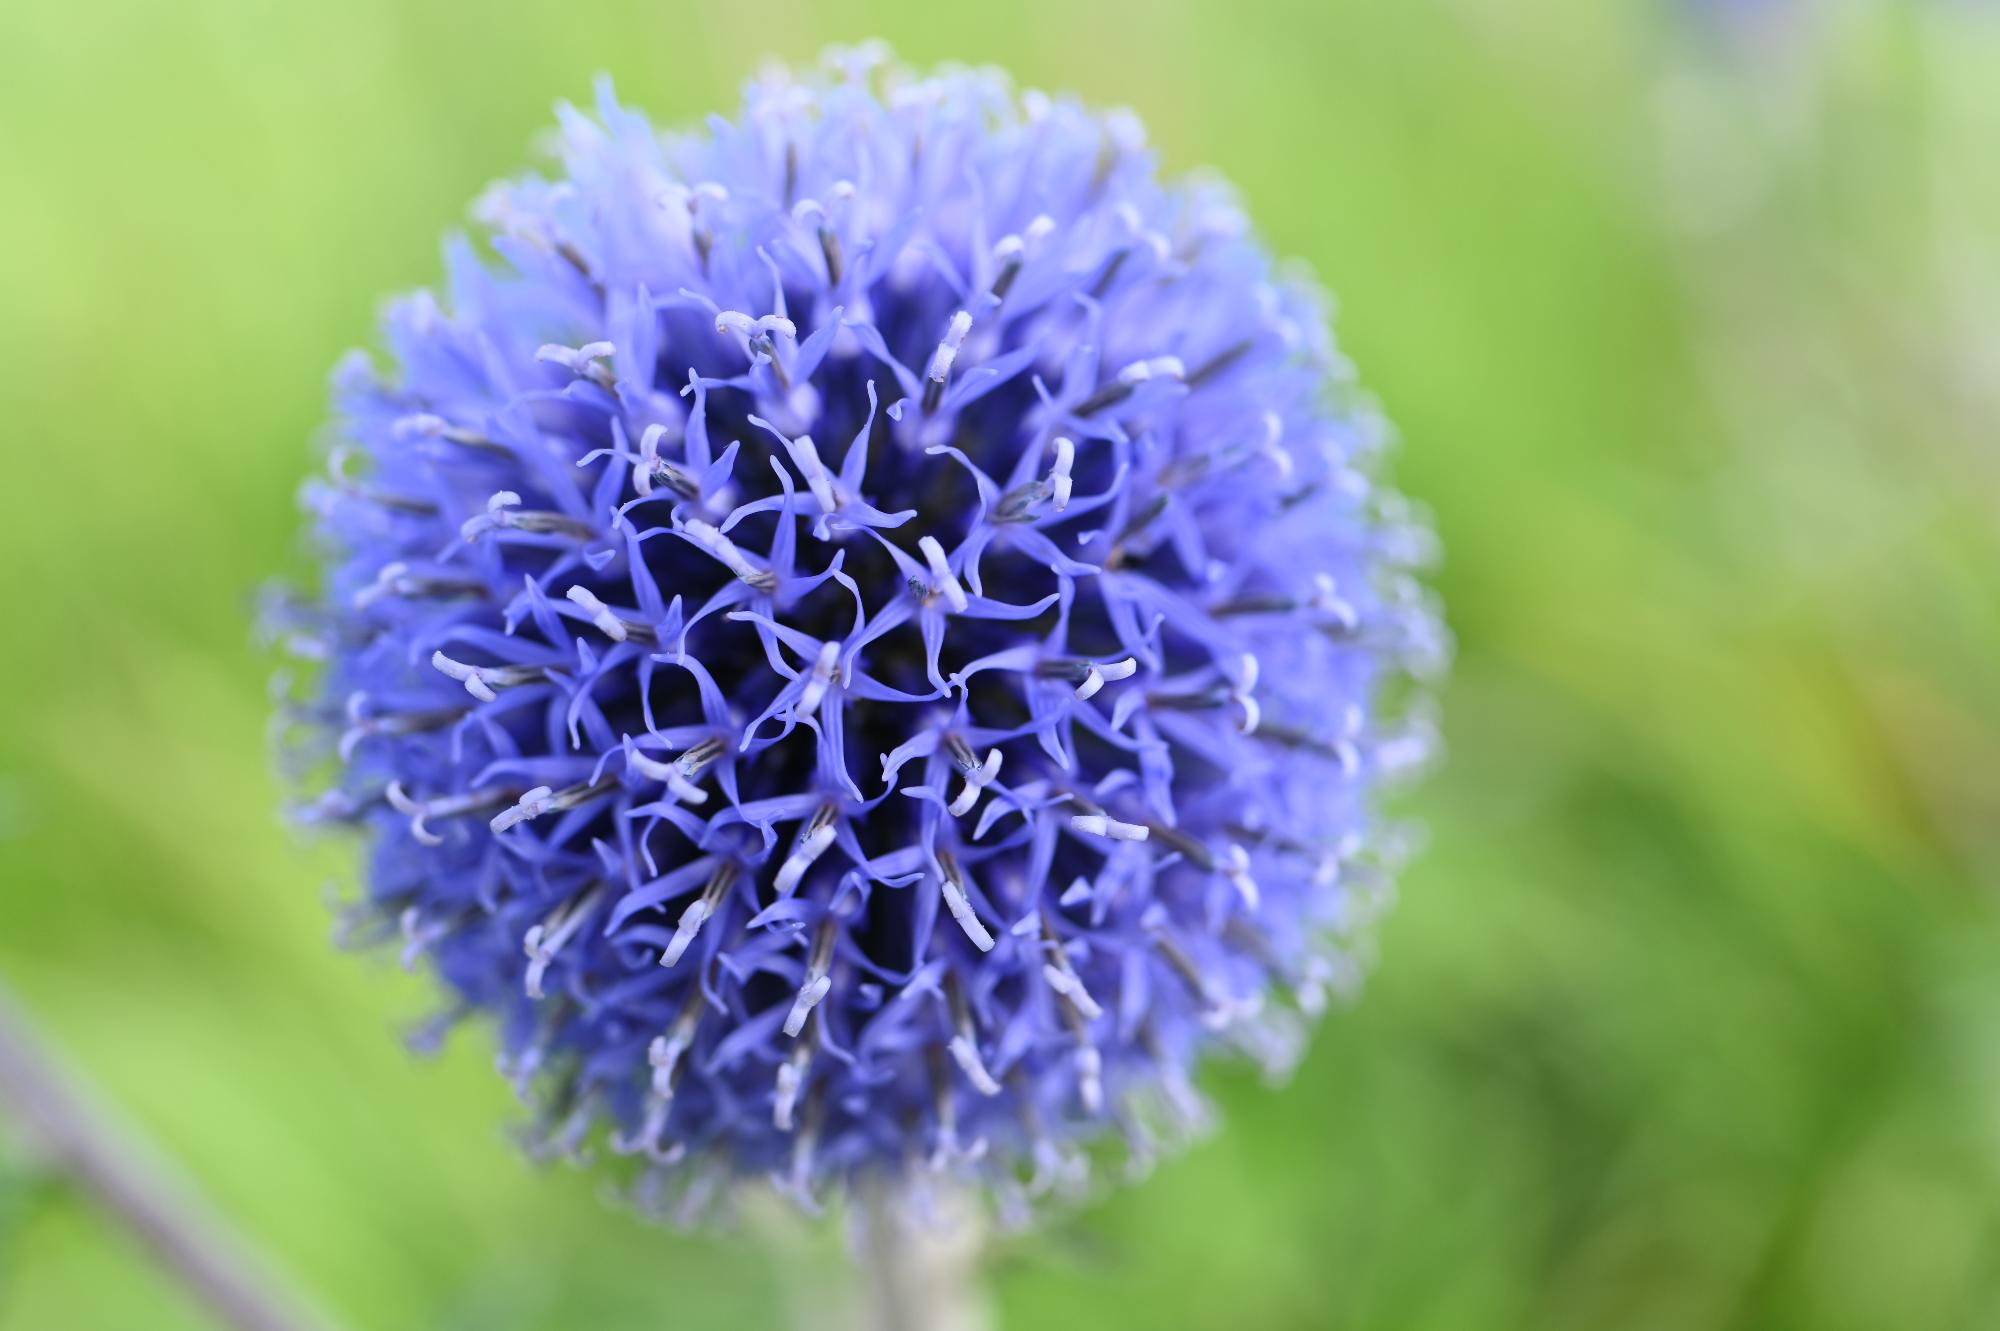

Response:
(273, 45), (1444, 1223)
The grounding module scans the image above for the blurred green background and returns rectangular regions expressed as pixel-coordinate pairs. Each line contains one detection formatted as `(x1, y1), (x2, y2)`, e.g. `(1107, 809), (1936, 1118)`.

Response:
(4, 1), (2000, 1327)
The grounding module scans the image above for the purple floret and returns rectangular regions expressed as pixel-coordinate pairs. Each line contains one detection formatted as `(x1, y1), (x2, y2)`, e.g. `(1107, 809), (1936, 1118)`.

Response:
(273, 46), (1444, 1223)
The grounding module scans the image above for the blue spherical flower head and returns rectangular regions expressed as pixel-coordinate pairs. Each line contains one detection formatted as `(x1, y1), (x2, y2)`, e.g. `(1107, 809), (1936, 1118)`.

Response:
(277, 47), (1444, 1223)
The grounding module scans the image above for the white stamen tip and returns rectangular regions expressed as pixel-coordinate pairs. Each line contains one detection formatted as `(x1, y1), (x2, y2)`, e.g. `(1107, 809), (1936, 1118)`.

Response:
(624, 742), (712, 806)
(714, 311), (794, 343)
(1223, 843), (1261, 910)
(1117, 355), (1186, 386)
(786, 434), (838, 514)
(1230, 654), (1261, 734)
(355, 561), (403, 607)
(430, 651), (499, 702)
(522, 931), (553, 999)
(393, 412), (447, 439)
(1043, 964), (1105, 1021)
(1298, 959), (1333, 1019)
(623, 745), (674, 782)
(682, 518), (766, 585)
(1312, 573), (1359, 631)
(1049, 436), (1075, 511)
(918, 535), (969, 613)
(1075, 1046), (1104, 1114)
(384, 780), (445, 846)
(1237, 695), (1261, 735)
(947, 748), (1003, 817)
(535, 342), (613, 373)
(1071, 813), (1150, 843)
(383, 780), (420, 816)
(773, 1061), (802, 1130)
(783, 975), (833, 1038)
(565, 586), (627, 641)
(660, 898), (710, 969)
(948, 1036), (1002, 1096)
(1334, 739), (1362, 779)
(490, 785), (553, 833)
(794, 639), (842, 721)
(460, 491), (522, 541)
(940, 872), (995, 951)
(519, 890), (603, 1000)
(648, 1031), (692, 1096)
(1259, 413), (1295, 476)
(774, 823), (837, 897)
(634, 423), (671, 496)
(927, 309), (974, 383)
(638, 423), (668, 463)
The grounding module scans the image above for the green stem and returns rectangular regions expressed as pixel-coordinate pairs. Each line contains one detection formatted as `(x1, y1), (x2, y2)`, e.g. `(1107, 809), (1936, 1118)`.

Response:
(856, 1185), (992, 1331)
(0, 980), (340, 1331)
